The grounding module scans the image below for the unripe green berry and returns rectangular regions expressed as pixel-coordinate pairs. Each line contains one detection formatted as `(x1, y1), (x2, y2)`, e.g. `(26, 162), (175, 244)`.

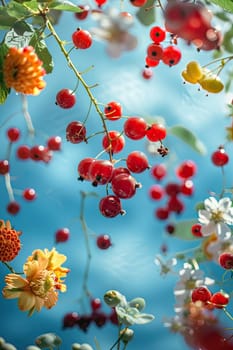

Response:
(104, 290), (123, 307)
(72, 344), (81, 350)
(35, 333), (61, 348)
(0, 343), (17, 350)
(120, 328), (134, 343)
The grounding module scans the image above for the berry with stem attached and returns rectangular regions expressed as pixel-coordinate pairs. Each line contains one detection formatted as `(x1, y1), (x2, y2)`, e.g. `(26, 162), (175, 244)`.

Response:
(56, 89), (76, 109)
(126, 151), (150, 173)
(99, 195), (125, 217)
(111, 173), (140, 199)
(96, 234), (112, 249)
(0, 160), (9, 175)
(211, 146), (229, 166)
(7, 127), (20, 142)
(104, 101), (122, 121)
(77, 157), (95, 181)
(219, 252), (233, 270)
(72, 28), (92, 49)
(191, 286), (212, 303)
(23, 188), (36, 201)
(210, 291), (230, 309)
(146, 123), (166, 142)
(102, 131), (125, 154)
(55, 228), (70, 243)
(88, 159), (114, 186)
(75, 5), (90, 20)
(66, 121), (87, 144)
(124, 117), (147, 140)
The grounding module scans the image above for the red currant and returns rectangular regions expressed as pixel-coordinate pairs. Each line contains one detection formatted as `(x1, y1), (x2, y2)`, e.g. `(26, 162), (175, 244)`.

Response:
(7, 127), (20, 142)
(92, 311), (107, 327)
(147, 43), (164, 61)
(23, 188), (36, 201)
(211, 147), (229, 166)
(149, 184), (164, 200)
(142, 68), (153, 80)
(91, 298), (102, 311)
(94, 0), (107, 6)
(16, 145), (31, 160)
(124, 117), (147, 140)
(126, 151), (149, 173)
(102, 131), (125, 154)
(191, 286), (212, 303)
(30, 145), (47, 162)
(219, 252), (233, 270)
(162, 46), (182, 66)
(88, 159), (114, 186)
(47, 136), (62, 151)
(165, 182), (181, 196)
(210, 291), (230, 309)
(77, 157), (95, 181)
(0, 160), (9, 175)
(166, 223), (175, 234)
(111, 173), (139, 199)
(191, 223), (203, 237)
(66, 121), (87, 144)
(96, 234), (112, 249)
(104, 101), (122, 121)
(111, 167), (131, 180)
(151, 163), (167, 180)
(155, 207), (169, 220)
(7, 201), (20, 215)
(176, 160), (196, 179)
(146, 123), (166, 142)
(55, 228), (70, 243)
(63, 312), (79, 328)
(56, 89), (76, 109)
(75, 5), (90, 20)
(130, 0), (147, 7)
(99, 195), (125, 218)
(167, 196), (184, 214)
(150, 26), (166, 44)
(72, 28), (92, 49)
(181, 180), (194, 196)
(145, 56), (160, 67)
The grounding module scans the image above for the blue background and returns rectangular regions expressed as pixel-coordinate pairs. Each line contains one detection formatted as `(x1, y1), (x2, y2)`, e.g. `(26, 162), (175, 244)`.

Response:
(0, 1), (233, 349)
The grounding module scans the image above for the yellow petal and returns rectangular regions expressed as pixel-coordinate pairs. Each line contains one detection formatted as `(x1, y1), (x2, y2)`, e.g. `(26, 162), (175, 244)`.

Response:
(5, 273), (28, 289)
(186, 61), (203, 81)
(18, 291), (36, 311)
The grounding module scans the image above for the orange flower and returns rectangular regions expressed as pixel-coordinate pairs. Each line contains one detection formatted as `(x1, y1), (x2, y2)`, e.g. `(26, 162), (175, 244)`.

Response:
(2, 248), (69, 315)
(3, 46), (46, 95)
(0, 219), (21, 262)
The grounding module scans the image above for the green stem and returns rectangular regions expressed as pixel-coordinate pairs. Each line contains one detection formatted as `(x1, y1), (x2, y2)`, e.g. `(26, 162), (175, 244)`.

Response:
(2, 261), (16, 273)
(223, 308), (233, 321)
(0, 0), (6, 6)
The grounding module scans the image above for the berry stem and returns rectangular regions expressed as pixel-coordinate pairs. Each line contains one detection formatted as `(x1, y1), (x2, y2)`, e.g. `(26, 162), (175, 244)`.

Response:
(21, 94), (35, 137)
(5, 173), (15, 202)
(223, 308), (233, 321)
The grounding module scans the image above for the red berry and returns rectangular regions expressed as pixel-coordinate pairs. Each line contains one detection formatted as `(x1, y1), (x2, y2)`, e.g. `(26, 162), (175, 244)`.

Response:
(167, 196), (184, 214)
(219, 252), (233, 270)
(150, 26), (166, 43)
(162, 46), (181, 66)
(191, 223), (203, 237)
(191, 286), (212, 303)
(91, 298), (102, 311)
(7, 201), (20, 215)
(147, 43), (164, 61)
(111, 167), (131, 180)
(23, 188), (36, 201)
(111, 173), (139, 199)
(142, 68), (153, 80)
(146, 123), (166, 142)
(176, 160), (196, 179)
(181, 180), (194, 196)
(66, 121), (86, 144)
(56, 89), (76, 109)
(102, 131), (125, 154)
(210, 291), (230, 309)
(63, 312), (79, 328)
(72, 28), (92, 49)
(47, 136), (62, 151)
(99, 195), (125, 218)
(94, 0), (107, 6)
(30, 145), (47, 162)
(166, 223), (175, 234)
(0, 160), (9, 175)
(165, 182), (180, 196)
(126, 151), (149, 173)
(88, 159), (114, 186)
(92, 311), (107, 327)
(211, 147), (229, 166)
(77, 157), (95, 181)
(155, 207), (169, 220)
(151, 163), (167, 180)
(149, 184), (165, 200)
(145, 56), (160, 67)
(75, 5), (89, 20)
(104, 101), (122, 121)
(96, 234), (112, 249)
(16, 145), (31, 160)
(7, 127), (20, 142)
(130, 0), (147, 7)
(55, 228), (70, 243)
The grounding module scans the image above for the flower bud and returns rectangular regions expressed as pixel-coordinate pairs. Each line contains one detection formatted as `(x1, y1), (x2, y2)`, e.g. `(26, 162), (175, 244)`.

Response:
(72, 344), (81, 350)
(26, 347), (41, 350)
(35, 333), (61, 348)
(120, 328), (134, 343)
(0, 343), (17, 350)
(80, 344), (94, 350)
(104, 290), (123, 307)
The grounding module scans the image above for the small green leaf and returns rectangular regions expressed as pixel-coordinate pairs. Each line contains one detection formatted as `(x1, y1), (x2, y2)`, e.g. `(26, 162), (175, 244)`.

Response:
(29, 32), (54, 74)
(209, 0), (233, 13)
(214, 11), (231, 21)
(136, 0), (156, 26)
(0, 43), (10, 104)
(0, 8), (18, 29)
(13, 20), (34, 35)
(173, 219), (199, 240)
(48, 0), (82, 12)
(222, 27), (233, 53)
(168, 125), (207, 155)
(6, 0), (32, 18)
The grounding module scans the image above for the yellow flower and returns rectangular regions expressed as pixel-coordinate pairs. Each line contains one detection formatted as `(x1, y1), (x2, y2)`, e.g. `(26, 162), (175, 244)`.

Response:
(2, 248), (69, 315)
(0, 219), (21, 262)
(3, 46), (46, 95)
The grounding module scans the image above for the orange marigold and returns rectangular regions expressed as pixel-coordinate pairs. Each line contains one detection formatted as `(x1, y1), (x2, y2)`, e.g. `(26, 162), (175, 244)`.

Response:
(3, 46), (46, 95)
(0, 219), (21, 262)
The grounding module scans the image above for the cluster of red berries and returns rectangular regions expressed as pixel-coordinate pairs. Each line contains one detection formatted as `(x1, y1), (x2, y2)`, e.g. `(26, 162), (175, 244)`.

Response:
(149, 160), (196, 225)
(191, 286), (230, 309)
(63, 297), (118, 332)
(0, 127), (62, 215)
(164, 0), (222, 51)
(143, 25), (182, 79)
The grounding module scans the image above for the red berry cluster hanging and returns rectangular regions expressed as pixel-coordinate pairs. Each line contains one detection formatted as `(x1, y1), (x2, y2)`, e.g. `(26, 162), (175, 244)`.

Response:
(149, 160), (196, 228)
(164, 0), (222, 51)
(62, 297), (118, 332)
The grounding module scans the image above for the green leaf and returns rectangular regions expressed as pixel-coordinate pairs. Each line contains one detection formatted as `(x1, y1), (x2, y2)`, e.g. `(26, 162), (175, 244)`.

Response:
(168, 125), (207, 155)
(0, 43), (10, 104)
(209, 0), (233, 13)
(214, 11), (231, 21)
(29, 32), (54, 73)
(136, 0), (156, 26)
(222, 27), (233, 53)
(48, 0), (82, 12)
(6, 0), (32, 18)
(0, 7), (18, 29)
(173, 219), (199, 240)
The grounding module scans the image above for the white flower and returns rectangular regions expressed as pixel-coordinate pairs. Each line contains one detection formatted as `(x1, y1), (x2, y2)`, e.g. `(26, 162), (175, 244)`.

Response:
(154, 255), (177, 275)
(198, 196), (233, 239)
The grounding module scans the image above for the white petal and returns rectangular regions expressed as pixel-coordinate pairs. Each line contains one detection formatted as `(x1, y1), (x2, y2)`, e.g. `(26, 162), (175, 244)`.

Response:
(219, 197), (232, 211)
(200, 222), (216, 236)
(204, 197), (218, 211)
(198, 210), (212, 224)
(216, 222), (232, 239)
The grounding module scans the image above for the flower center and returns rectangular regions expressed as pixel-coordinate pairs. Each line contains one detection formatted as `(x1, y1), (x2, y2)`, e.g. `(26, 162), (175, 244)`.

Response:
(30, 271), (54, 298)
(211, 210), (223, 223)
